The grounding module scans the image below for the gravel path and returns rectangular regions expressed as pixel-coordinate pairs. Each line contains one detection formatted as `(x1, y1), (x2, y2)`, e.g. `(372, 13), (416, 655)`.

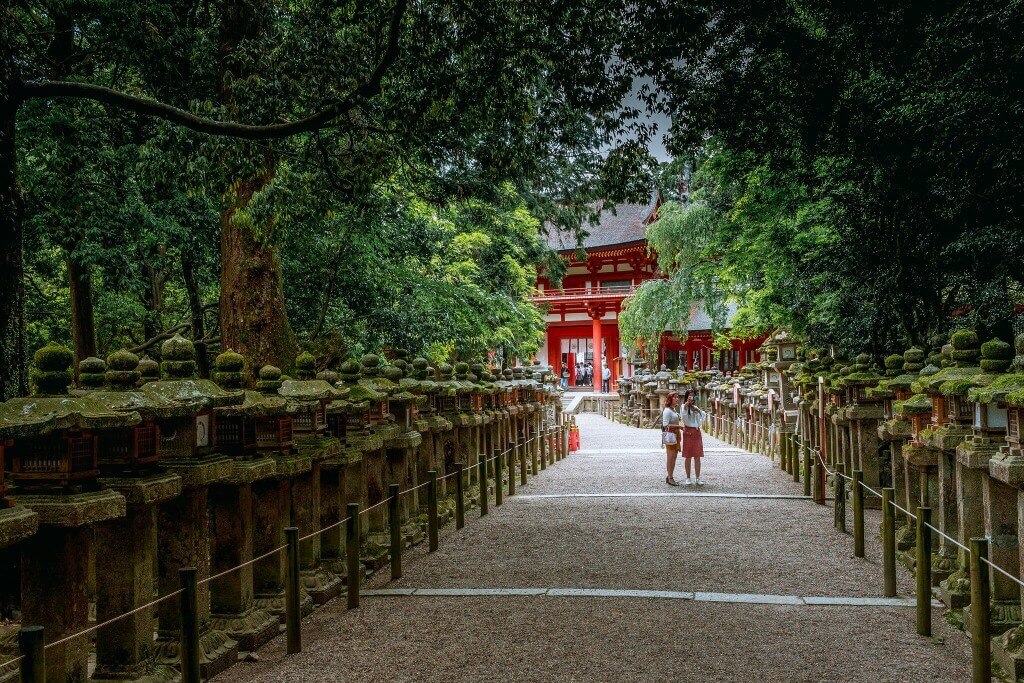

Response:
(217, 413), (973, 682)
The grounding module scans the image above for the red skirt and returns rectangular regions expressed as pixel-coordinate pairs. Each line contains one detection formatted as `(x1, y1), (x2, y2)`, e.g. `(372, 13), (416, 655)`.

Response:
(682, 427), (704, 459)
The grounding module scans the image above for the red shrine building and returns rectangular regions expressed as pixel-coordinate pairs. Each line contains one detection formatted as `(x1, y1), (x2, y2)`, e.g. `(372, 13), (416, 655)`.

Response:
(531, 192), (765, 389)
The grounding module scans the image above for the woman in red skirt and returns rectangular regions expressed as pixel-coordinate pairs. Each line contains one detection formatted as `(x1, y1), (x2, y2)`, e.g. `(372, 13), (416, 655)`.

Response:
(680, 389), (707, 486)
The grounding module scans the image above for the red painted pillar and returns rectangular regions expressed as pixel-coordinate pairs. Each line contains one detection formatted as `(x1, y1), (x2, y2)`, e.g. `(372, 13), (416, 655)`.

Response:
(591, 315), (603, 390)
(547, 327), (559, 373)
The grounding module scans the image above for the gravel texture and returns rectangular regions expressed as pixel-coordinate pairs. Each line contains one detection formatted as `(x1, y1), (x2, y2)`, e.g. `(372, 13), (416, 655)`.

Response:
(215, 412), (973, 682)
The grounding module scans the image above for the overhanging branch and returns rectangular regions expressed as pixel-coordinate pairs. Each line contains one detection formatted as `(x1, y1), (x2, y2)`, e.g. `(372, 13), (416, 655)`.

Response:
(17, 0), (407, 140)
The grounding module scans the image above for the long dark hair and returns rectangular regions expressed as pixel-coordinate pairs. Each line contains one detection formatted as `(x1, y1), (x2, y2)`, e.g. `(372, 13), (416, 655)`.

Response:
(682, 389), (699, 413)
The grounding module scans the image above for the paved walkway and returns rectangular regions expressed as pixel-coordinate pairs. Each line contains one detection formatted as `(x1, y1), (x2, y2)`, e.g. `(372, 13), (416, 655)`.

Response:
(218, 414), (973, 682)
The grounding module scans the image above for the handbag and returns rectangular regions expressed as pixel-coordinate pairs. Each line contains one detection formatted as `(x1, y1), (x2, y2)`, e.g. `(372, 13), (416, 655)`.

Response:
(663, 431), (678, 446)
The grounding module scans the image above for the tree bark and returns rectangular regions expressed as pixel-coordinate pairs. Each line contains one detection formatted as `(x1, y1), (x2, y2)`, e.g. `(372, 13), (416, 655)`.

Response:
(0, 45), (27, 401)
(219, 179), (297, 373)
(216, 0), (297, 374)
(67, 256), (97, 378)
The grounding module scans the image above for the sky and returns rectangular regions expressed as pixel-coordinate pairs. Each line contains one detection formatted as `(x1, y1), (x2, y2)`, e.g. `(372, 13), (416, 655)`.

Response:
(615, 76), (673, 162)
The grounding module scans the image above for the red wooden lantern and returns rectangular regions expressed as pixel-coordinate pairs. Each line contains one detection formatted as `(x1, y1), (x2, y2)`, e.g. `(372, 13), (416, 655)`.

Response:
(257, 415), (294, 452)
(97, 421), (159, 469)
(8, 430), (99, 488)
(214, 415), (258, 456)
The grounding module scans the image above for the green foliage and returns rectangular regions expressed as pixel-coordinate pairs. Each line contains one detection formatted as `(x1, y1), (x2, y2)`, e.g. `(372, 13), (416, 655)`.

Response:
(622, 0), (1024, 356)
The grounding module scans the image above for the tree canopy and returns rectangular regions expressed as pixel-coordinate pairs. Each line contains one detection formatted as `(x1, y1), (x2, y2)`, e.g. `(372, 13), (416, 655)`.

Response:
(621, 0), (1024, 359)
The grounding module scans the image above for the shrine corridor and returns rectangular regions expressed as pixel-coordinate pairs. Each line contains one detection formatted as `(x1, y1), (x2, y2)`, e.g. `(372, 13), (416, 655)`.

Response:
(217, 413), (972, 682)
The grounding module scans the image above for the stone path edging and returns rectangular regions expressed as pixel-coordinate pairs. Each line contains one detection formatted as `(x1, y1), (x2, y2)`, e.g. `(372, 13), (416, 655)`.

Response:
(516, 492), (813, 500)
(360, 587), (939, 608)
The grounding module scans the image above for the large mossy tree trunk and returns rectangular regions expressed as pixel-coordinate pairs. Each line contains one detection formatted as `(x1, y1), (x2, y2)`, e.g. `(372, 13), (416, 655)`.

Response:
(216, 0), (296, 374)
(219, 179), (297, 374)
(0, 43), (27, 401)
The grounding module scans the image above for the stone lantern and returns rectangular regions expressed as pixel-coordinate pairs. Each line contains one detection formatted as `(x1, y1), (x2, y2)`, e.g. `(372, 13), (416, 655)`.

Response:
(916, 330), (985, 592)
(205, 350), (284, 649)
(0, 343), (127, 682)
(333, 356), (389, 570)
(839, 354), (885, 498)
(65, 349), (185, 683)
(873, 347), (925, 554)
(137, 335), (239, 676)
(993, 362), (1024, 676)
(378, 359), (423, 545)
(278, 353), (346, 605)
(946, 337), (1023, 644)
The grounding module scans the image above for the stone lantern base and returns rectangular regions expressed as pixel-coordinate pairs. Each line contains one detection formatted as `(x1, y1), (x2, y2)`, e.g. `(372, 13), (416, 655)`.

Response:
(0, 505), (38, 549)
(12, 490), (126, 683)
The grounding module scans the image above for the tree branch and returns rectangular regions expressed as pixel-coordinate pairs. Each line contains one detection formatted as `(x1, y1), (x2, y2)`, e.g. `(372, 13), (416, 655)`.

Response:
(16, 0), (407, 140)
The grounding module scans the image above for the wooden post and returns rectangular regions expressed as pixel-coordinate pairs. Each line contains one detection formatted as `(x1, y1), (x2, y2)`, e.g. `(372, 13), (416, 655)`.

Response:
(285, 527), (301, 654)
(507, 445), (515, 497)
(18, 626), (44, 683)
(520, 422), (528, 486)
(178, 568), (200, 683)
(916, 506), (932, 636)
(478, 456), (488, 516)
(791, 435), (800, 483)
(493, 448), (503, 507)
(835, 463), (847, 533)
(803, 443), (812, 498)
(346, 503), (360, 609)
(882, 487), (897, 598)
(427, 470), (439, 552)
(388, 483), (402, 580)
(969, 536), (991, 683)
(852, 469), (864, 558)
(455, 463), (465, 529)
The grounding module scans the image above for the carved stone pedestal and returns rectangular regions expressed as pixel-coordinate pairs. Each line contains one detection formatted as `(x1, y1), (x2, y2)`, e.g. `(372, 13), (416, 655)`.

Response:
(209, 458), (278, 652)
(93, 473), (181, 683)
(154, 459), (238, 680)
(15, 490), (125, 683)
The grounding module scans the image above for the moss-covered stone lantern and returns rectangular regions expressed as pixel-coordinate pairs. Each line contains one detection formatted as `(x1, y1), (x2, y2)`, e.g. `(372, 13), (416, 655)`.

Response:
(944, 337), (1021, 633)
(135, 335), (244, 464)
(0, 343), (129, 682)
(3, 343), (143, 489)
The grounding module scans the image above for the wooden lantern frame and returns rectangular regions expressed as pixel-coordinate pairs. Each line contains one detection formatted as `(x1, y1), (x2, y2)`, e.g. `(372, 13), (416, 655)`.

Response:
(1006, 406), (1024, 454)
(930, 395), (949, 428)
(8, 430), (99, 487)
(257, 415), (294, 453)
(0, 439), (9, 504)
(214, 414), (258, 457)
(97, 421), (160, 469)
(368, 398), (389, 426)
(292, 401), (328, 435)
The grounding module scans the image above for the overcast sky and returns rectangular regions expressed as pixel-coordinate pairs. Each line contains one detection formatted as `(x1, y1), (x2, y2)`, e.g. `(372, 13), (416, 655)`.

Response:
(618, 76), (673, 162)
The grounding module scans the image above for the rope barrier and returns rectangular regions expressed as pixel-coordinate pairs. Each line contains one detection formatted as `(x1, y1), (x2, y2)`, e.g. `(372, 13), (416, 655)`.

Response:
(10, 419), (560, 666)
(200, 544), (290, 585)
(43, 589), (185, 650)
(710, 406), (1024, 600)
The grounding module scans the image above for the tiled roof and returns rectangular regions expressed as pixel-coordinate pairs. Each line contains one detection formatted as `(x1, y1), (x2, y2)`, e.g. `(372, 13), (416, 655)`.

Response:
(682, 303), (740, 332)
(546, 192), (661, 252)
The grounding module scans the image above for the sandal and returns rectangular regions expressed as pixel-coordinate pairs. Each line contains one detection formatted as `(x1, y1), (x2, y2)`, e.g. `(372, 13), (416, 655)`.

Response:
(666, 477), (680, 487)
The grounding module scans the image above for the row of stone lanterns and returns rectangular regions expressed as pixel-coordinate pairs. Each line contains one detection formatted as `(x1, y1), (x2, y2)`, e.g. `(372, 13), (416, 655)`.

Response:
(697, 328), (1024, 681)
(0, 337), (565, 683)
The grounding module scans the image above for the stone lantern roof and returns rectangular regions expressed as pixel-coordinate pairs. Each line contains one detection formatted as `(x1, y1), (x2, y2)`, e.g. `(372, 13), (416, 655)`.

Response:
(0, 342), (143, 439)
(912, 330), (984, 396)
(137, 335), (246, 414)
(212, 350), (290, 418)
(967, 337), (1020, 404)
